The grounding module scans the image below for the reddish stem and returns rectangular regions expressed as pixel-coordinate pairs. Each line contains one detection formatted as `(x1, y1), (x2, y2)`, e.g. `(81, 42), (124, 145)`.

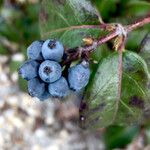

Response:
(98, 30), (118, 45)
(79, 30), (117, 53)
(62, 15), (150, 66)
(82, 15), (150, 53)
(126, 15), (150, 32)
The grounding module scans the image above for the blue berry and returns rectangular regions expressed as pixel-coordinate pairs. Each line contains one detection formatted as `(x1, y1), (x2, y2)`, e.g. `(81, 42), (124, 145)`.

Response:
(18, 60), (39, 81)
(37, 91), (51, 101)
(42, 39), (64, 62)
(68, 61), (90, 91)
(48, 77), (69, 98)
(27, 41), (44, 60)
(38, 60), (62, 83)
(28, 78), (45, 98)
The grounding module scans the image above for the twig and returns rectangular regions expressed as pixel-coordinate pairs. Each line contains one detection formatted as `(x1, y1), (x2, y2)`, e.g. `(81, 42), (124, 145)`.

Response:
(62, 15), (150, 65)
(126, 15), (150, 32)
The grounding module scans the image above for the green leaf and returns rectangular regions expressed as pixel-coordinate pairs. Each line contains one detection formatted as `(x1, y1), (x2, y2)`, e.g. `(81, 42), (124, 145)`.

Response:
(39, 0), (102, 48)
(92, 0), (118, 21)
(139, 32), (150, 71)
(90, 44), (110, 62)
(126, 1), (150, 17)
(126, 28), (150, 51)
(104, 125), (139, 149)
(89, 44), (111, 76)
(80, 51), (150, 129)
(139, 33), (150, 113)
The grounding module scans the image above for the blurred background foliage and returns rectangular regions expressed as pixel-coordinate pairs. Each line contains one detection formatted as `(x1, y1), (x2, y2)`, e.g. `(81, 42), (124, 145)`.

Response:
(0, 0), (40, 91)
(0, 0), (150, 149)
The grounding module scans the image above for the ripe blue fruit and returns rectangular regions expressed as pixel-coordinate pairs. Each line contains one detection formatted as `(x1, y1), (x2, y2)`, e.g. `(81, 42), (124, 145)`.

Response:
(18, 60), (39, 81)
(68, 61), (90, 91)
(42, 39), (64, 62)
(37, 91), (51, 101)
(38, 60), (62, 83)
(28, 78), (45, 98)
(27, 40), (44, 60)
(48, 77), (69, 98)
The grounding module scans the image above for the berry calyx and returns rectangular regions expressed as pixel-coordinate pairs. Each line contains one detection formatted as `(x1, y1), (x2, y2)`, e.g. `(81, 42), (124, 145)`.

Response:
(42, 39), (64, 62)
(38, 60), (62, 83)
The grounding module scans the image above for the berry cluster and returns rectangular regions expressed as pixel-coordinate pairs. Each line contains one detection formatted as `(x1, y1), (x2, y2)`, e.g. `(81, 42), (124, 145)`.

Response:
(18, 39), (90, 100)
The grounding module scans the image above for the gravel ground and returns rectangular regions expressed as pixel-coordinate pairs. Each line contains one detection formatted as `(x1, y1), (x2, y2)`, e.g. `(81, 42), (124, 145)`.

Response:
(0, 55), (105, 150)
